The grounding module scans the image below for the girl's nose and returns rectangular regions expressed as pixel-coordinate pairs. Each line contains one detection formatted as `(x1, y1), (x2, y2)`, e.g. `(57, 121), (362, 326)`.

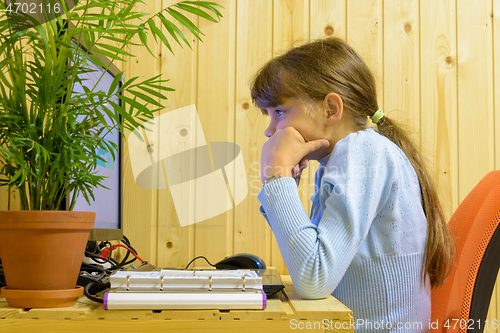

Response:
(264, 123), (275, 138)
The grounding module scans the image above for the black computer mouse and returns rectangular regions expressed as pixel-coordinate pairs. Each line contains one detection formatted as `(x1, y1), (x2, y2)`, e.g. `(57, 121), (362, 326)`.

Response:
(214, 253), (266, 270)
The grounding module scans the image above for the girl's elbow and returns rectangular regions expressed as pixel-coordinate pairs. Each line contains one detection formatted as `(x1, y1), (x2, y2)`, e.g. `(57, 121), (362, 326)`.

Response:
(294, 282), (333, 299)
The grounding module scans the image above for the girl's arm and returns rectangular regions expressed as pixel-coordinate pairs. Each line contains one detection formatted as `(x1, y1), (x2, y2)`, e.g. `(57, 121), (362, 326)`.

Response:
(258, 134), (395, 299)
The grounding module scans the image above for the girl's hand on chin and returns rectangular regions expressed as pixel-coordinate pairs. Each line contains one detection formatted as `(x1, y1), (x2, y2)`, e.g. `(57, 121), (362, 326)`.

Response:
(261, 127), (329, 184)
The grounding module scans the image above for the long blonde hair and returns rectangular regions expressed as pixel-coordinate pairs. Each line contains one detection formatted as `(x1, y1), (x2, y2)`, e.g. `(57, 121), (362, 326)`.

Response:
(250, 37), (454, 288)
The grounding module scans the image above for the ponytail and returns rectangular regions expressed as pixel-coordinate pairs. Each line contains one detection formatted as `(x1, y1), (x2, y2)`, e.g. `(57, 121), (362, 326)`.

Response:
(376, 116), (455, 288)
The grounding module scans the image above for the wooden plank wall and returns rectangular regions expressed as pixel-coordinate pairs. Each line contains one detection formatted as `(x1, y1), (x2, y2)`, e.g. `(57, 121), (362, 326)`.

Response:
(1, 0), (500, 326)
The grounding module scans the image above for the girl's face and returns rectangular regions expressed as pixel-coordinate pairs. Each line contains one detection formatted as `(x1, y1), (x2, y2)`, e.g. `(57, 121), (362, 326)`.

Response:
(264, 97), (332, 160)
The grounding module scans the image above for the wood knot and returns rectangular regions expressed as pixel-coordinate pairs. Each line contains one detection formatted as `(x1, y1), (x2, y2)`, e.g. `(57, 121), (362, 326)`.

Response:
(242, 102), (250, 110)
(179, 128), (188, 136)
(324, 25), (334, 36)
(404, 23), (412, 34)
(166, 241), (173, 249)
(445, 56), (452, 64)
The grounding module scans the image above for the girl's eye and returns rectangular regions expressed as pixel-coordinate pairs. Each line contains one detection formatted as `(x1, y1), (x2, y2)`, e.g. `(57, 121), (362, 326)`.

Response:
(275, 109), (284, 117)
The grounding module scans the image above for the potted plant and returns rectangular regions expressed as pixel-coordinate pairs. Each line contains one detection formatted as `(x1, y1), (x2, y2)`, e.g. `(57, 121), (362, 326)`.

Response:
(0, 0), (222, 308)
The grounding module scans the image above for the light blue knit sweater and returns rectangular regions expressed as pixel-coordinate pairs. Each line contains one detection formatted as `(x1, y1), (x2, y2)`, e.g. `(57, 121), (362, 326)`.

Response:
(258, 128), (430, 333)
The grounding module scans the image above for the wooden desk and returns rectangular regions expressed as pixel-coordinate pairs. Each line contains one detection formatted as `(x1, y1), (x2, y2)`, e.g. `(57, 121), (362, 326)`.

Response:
(0, 276), (353, 333)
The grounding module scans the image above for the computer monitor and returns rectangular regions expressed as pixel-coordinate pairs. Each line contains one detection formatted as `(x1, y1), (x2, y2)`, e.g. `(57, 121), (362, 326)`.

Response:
(65, 38), (123, 241)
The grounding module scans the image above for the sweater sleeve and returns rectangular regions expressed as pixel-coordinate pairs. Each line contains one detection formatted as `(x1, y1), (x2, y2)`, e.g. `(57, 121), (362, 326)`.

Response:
(258, 133), (396, 299)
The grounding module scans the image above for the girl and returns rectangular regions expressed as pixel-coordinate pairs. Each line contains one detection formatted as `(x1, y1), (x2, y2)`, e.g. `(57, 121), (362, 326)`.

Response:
(252, 37), (454, 332)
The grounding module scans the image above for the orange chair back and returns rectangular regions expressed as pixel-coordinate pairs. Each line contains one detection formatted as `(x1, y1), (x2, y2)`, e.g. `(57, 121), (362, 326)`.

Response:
(431, 170), (500, 332)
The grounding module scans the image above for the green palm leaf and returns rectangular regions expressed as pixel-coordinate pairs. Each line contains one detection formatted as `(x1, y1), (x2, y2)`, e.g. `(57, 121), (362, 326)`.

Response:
(0, 0), (223, 210)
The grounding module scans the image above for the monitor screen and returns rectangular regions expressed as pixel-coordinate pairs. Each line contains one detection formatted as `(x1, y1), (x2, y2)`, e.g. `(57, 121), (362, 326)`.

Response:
(68, 40), (123, 241)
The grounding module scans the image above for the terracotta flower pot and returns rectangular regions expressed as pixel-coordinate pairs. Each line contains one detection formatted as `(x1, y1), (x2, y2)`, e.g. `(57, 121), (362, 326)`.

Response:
(0, 210), (95, 308)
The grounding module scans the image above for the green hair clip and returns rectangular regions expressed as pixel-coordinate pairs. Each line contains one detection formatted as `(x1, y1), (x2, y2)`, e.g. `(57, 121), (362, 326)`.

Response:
(371, 109), (385, 124)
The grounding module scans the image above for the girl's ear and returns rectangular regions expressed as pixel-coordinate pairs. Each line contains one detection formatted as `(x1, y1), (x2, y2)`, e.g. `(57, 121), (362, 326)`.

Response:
(323, 93), (343, 124)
